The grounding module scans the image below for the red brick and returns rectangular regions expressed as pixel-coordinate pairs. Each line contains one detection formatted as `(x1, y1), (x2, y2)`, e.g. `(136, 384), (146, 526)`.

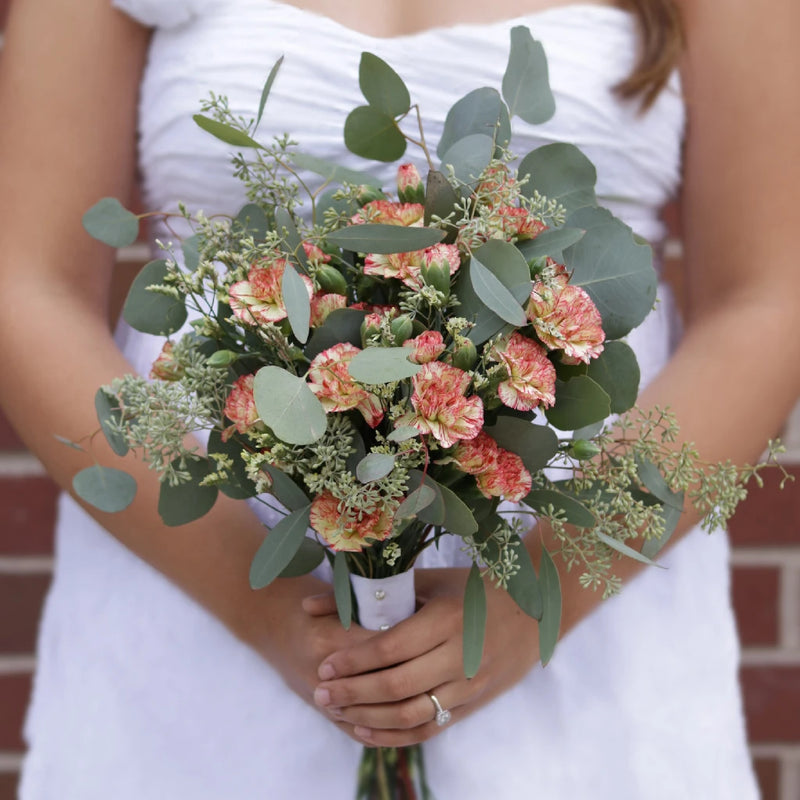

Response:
(0, 773), (20, 800)
(0, 574), (51, 653)
(0, 412), (24, 451)
(729, 467), (800, 547)
(0, 673), (31, 751)
(0, 477), (58, 555)
(732, 567), (781, 647)
(753, 757), (780, 800)
(741, 666), (800, 742)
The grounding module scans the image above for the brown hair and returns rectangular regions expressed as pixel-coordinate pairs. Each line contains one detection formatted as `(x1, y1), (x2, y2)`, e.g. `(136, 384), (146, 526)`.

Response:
(616, 0), (684, 108)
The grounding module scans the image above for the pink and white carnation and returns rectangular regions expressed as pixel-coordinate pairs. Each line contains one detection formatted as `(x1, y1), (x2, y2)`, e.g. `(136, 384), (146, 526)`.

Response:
(396, 361), (483, 448)
(496, 207), (547, 241)
(475, 163), (517, 208)
(301, 241), (331, 265)
(229, 258), (313, 326)
(396, 163), (424, 204)
(150, 341), (184, 381)
(363, 251), (424, 288)
(451, 431), (531, 502)
(351, 200), (425, 227)
(490, 332), (557, 411)
(310, 292), (347, 327)
(528, 282), (605, 364)
(222, 374), (260, 441)
(307, 343), (383, 427)
(403, 330), (446, 364)
(310, 490), (396, 552)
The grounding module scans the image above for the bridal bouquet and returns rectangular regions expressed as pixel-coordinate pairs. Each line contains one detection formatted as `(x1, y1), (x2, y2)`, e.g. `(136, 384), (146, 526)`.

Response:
(70, 26), (782, 800)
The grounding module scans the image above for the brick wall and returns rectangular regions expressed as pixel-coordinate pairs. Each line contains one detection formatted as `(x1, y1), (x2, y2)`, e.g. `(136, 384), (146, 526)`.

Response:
(1, 4), (799, 799)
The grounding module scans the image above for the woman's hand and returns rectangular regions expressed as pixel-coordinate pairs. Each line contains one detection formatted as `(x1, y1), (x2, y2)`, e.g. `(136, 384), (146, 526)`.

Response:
(303, 567), (540, 746)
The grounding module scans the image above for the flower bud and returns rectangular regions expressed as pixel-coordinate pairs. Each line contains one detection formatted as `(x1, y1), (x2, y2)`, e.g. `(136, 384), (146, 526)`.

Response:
(421, 261), (451, 295)
(450, 338), (478, 371)
(356, 184), (386, 205)
(390, 314), (414, 345)
(360, 314), (382, 346)
(316, 264), (348, 295)
(206, 349), (238, 368)
(569, 439), (602, 460)
(396, 163), (425, 204)
(150, 342), (184, 381)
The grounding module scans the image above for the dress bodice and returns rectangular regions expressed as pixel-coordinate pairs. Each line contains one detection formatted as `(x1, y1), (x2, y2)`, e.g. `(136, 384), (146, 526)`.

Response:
(115, 0), (684, 245)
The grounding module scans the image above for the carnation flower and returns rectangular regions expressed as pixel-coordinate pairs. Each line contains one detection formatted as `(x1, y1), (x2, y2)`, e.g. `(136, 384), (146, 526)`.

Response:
(396, 361), (483, 448)
(495, 207), (547, 240)
(490, 332), (557, 411)
(403, 330), (446, 364)
(301, 241), (331, 265)
(150, 342), (184, 381)
(528, 282), (605, 364)
(310, 491), (396, 552)
(363, 250), (424, 288)
(351, 200), (425, 227)
(307, 343), (383, 427)
(451, 431), (532, 502)
(310, 293), (347, 327)
(222, 374), (260, 441)
(475, 163), (517, 208)
(396, 163), (424, 204)
(229, 258), (313, 326)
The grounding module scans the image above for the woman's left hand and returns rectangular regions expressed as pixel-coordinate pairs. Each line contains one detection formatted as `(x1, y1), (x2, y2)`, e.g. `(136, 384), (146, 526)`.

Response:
(303, 567), (540, 746)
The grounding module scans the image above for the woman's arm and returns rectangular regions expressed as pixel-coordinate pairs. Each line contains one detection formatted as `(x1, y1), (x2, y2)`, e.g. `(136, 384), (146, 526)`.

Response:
(309, 0), (800, 746)
(0, 0), (373, 727)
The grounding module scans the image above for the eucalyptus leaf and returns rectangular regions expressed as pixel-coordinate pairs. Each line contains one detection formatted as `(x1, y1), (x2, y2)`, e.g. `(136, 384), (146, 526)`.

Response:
(158, 457), (218, 526)
(595, 531), (664, 568)
(282, 263), (311, 344)
(193, 114), (262, 149)
(122, 259), (188, 336)
(249, 505), (312, 589)
(516, 227), (586, 263)
(347, 346), (420, 384)
(387, 426), (420, 443)
(305, 308), (368, 360)
(423, 170), (460, 238)
(439, 133), (494, 188)
(405, 470), (445, 525)
(396, 484), (437, 518)
(262, 464), (310, 511)
(524, 488), (595, 528)
(334, 551), (353, 629)
(502, 26), (556, 124)
(641, 501), (683, 560)
(504, 534), (543, 620)
(82, 197), (139, 248)
(518, 143), (597, 215)
(181, 234), (202, 270)
(433, 480), (478, 536)
(279, 536), (325, 578)
(54, 434), (85, 452)
(326, 223), (444, 254)
(291, 152), (382, 187)
(235, 203), (269, 241)
(470, 253), (529, 326)
(485, 417), (559, 472)
(253, 366), (327, 445)
(275, 207), (309, 272)
(359, 52), (411, 117)
(73, 465), (137, 513)
(636, 458), (684, 510)
(564, 206), (657, 340)
(437, 87), (512, 158)
(545, 376), (611, 431)
(94, 388), (128, 457)
(538, 547), (562, 666)
(587, 341), (640, 414)
(255, 55), (284, 130)
(463, 564), (487, 679)
(344, 105), (407, 162)
(356, 452), (396, 483)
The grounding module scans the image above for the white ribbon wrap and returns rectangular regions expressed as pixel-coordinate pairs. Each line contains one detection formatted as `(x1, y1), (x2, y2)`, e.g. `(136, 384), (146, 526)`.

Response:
(349, 569), (416, 631)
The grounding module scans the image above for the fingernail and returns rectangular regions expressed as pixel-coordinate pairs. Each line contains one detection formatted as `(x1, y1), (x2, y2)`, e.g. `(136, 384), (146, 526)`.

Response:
(330, 708), (344, 720)
(314, 687), (331, 707)
(354, 726), (372, 741)
(318, 662), (336, 681)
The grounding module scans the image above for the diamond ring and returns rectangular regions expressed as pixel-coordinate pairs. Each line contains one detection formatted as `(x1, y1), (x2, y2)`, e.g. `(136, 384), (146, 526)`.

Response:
(427, 693), (451, 727)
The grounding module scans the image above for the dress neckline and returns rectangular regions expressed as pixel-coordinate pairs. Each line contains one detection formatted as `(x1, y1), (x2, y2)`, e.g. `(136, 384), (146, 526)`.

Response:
(262, 1), (634, 42)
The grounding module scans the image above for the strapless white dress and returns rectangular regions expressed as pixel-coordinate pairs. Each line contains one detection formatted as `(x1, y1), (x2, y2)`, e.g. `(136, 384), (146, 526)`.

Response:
(20, 3), (760, 798)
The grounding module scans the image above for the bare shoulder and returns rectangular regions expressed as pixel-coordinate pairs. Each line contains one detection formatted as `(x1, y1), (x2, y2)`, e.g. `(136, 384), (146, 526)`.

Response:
(0, 0), (150, 302)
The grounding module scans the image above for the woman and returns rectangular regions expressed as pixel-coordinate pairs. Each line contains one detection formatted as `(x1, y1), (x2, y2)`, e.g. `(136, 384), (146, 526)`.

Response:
(1, 0), (798, 797)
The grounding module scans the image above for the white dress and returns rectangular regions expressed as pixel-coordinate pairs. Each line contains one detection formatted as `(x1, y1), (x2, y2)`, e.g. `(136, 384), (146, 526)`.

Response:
(21, 3), (760, 798)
